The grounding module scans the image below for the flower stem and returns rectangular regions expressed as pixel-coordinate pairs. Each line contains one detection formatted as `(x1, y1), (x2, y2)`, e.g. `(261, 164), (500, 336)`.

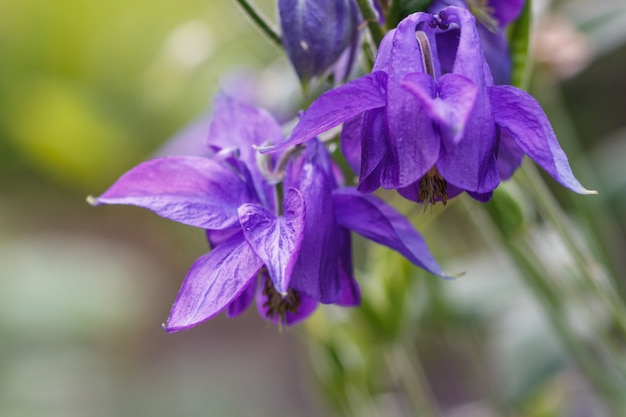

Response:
(384, 343), (440, 417)
(232, 0), (282, 48)
(468, 199), (626, 409)
(518, 162), (626, 336)
(355, 0), (386, 47)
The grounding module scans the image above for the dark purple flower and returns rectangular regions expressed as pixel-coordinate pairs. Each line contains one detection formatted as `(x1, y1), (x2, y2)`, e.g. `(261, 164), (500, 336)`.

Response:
(263, 6), (594, 206)
(279, 0), (360, 87)
(89, 94), (449, 331)
(428, 0), (525, 84)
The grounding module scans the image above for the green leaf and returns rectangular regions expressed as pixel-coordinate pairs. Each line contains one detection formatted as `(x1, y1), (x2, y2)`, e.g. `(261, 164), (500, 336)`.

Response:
(509, 0), (533, 89)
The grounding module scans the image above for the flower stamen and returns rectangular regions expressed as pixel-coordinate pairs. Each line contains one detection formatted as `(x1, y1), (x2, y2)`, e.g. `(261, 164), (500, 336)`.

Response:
(418, 166), (448, 207)
(262, 276), (301, 324)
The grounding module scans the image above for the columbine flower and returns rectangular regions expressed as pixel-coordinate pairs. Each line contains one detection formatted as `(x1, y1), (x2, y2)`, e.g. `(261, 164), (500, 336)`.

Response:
(279, 0), (360, 88)
(263, 6), (594, 206)
(89, 94), (449, 331)
(428, 0), (526, 84)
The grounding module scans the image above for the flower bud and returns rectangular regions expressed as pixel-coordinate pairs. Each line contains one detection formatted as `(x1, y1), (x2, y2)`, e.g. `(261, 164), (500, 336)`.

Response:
(278, 0), (359, 88)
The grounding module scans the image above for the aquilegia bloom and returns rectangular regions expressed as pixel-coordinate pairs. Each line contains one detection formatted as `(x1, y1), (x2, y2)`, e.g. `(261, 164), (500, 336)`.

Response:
(264, 6), (594, 205)
(89, 94), (449, 331)
(279, 0), (359, 87)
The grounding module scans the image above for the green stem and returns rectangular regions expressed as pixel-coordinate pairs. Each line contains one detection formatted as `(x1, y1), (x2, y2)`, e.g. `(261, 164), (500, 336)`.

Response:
(232, 0), (282, 48)
(466, 199), (625, 408)
(355, 0), (386, 47)
(509, 243), (623, 407)
(384, 344), (440, 417)
(517, 163), (626, 336)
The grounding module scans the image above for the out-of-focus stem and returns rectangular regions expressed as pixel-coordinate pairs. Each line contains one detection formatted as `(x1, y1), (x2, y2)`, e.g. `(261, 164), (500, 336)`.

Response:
(384, 343), (440, 417)
(355, 0), (386, 47)
(518, 163), (626, 336)
(232, 0), (282, 47)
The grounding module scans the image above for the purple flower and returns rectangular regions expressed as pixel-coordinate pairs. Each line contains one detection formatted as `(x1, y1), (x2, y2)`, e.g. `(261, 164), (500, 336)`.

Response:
(279, 0), (360, 87)
(264, 6), (594, 205)
(89, 94), (449, 331)
(428, 0), (525, 84)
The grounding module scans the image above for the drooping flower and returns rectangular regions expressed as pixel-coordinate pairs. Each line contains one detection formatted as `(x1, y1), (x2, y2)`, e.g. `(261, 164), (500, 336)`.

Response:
(89, 94), (449, 331)
(279, 0), (360, 88)
(263, 6), (594, 206)
(428, 0), (526, 84)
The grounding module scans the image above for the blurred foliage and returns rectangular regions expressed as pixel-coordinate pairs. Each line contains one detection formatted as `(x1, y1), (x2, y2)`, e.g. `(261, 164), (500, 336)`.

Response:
(0, 0), (281, 192)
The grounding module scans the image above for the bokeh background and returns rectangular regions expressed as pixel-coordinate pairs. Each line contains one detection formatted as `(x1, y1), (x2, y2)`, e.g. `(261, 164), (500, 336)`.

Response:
(1, 0), (625, 416)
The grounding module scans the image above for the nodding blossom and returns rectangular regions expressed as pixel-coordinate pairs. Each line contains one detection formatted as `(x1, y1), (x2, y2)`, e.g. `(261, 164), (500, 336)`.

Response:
(89, 94), (450, 331)
(263, 6), (594, 206)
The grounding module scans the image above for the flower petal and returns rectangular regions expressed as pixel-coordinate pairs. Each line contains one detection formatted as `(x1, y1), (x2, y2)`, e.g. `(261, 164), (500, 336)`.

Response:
(436, 6), (500, 193)
(226, 278), (258, 318)
(165, 232), (263, 332)
(401, 72), (478, 143)
(260, 71), (388, 153)
(385, 13), (441, 187)
(360, 107), (389, 191)
(332, 188), (451, 279)
(340, 115), (363, 175)
(279, 0), (358, 84)
(208, 93), (280, 208)
(496, 128), (524, 180)
(208, 93), (284, 161)
(238, 188), (306, 294)
(89, 156), (253, 229)
(489, 85), (596, 194)
(336, 227), (360, 306)
(489, 0), (525, 26)
(287, 140), (342, 303)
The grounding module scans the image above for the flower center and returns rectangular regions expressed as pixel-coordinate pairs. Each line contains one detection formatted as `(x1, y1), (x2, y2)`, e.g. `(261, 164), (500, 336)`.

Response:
(262, 276), (301, 324)
(418, 166), (448, 206)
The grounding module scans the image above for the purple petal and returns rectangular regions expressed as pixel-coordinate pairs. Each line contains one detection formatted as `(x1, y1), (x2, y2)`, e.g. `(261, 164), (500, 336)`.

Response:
(477, 25), (512, 85)
(385, 13), (441, 187)
(496, 128), (524, 180)
(340, 115), (363, 175)
(208, 93), (284, 159)
(279, 0), (358, 84)
(489, 0), (525, 26)
(435, 7), (500, 193)
(208, 93), (280, 208)
(336, 227), (360, 306)
(401, 72), (478, 143)
(332, 188), (451, 279)
(489, 85), (596, 194)
(372, 27), (394, 72)
(165, 232), (263, 332)
(206, 228), (240, 248)
(226, 278), (258, 318)
(261, 71), (388, 153)
(238, 188), (306, 294)
(467, 190), (493, 202)
(90, 156), (253, 229)
(287, 140), (342, 303)
(360, 107), (389, 190)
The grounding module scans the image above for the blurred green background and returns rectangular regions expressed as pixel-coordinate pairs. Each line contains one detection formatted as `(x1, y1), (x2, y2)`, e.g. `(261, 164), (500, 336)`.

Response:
(1, 0), (625, 416)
